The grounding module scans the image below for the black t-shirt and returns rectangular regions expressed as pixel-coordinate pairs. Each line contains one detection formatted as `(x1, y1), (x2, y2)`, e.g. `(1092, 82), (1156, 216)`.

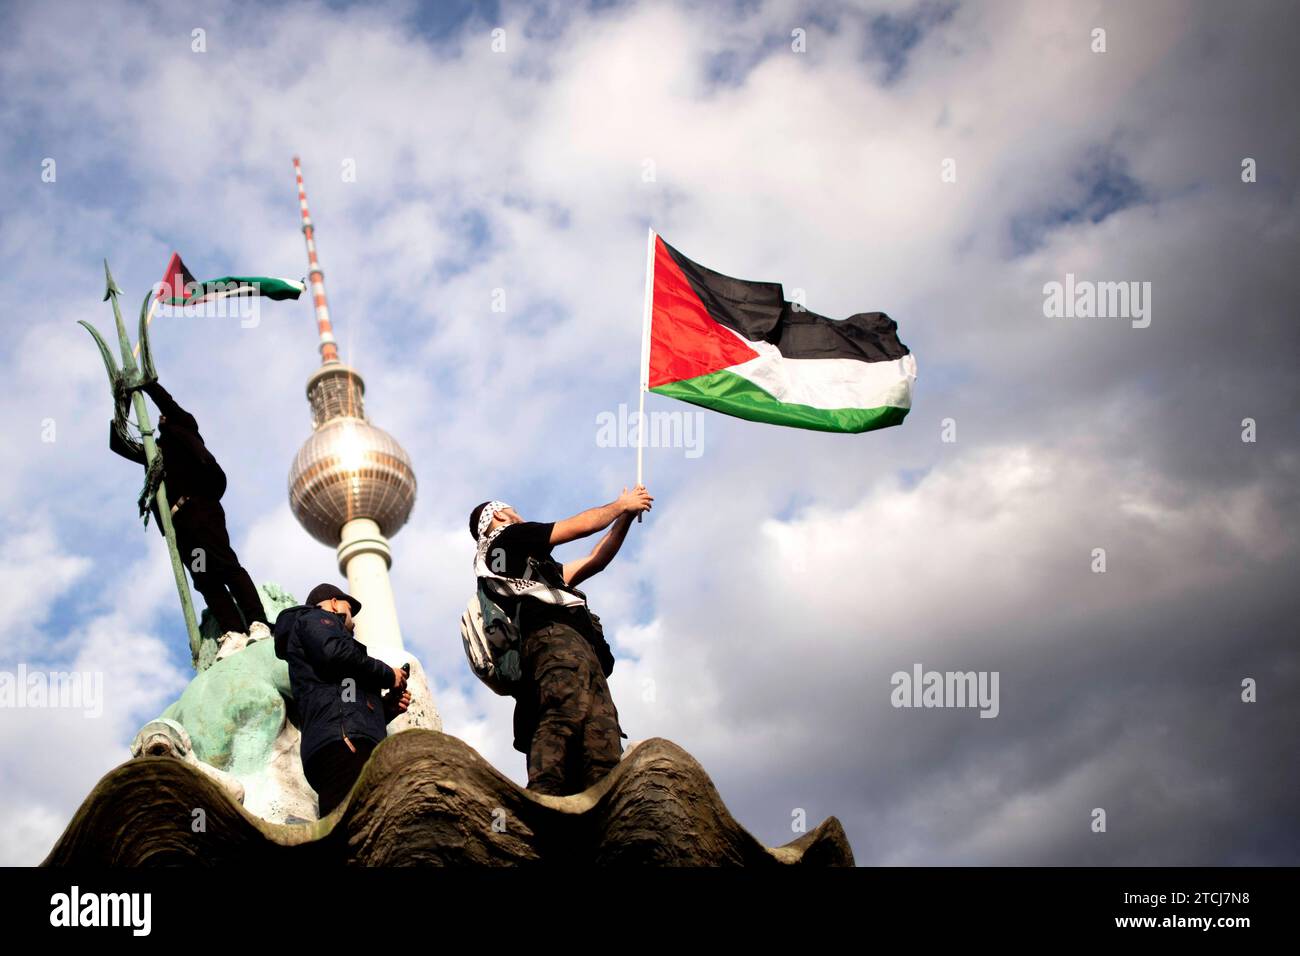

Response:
(485, 521), (556, 580)
(485, 521), (594, 639)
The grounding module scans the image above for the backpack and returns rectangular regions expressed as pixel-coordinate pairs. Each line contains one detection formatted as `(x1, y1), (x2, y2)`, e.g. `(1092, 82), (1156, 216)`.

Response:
(461, 558), (616, 694)
(460, 580), (523, 696)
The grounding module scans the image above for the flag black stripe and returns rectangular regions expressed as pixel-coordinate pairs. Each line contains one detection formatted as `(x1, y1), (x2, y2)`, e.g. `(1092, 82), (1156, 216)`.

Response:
(661, 239), (910, 364)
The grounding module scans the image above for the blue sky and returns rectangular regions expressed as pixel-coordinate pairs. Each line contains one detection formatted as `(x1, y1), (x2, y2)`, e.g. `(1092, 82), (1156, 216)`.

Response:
(1, 0), (1297, 865)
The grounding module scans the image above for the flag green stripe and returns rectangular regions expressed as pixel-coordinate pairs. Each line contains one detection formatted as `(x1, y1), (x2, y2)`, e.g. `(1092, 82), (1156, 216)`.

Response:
(651, 368), (909, 434)
(202, 276), (304, 300)
(162, 276), (304, 305)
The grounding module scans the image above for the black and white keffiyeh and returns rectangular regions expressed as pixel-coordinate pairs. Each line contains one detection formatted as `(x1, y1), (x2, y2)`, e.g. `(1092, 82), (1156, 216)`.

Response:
(473, 501), (586, 609)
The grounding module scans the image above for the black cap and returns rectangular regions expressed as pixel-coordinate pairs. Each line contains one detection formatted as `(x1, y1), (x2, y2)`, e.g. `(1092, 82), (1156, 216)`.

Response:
(305, 583), (361, 616)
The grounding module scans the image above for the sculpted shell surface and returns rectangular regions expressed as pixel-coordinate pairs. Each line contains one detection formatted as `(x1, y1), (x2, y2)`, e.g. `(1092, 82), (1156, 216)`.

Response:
(43, 732), (853, 866)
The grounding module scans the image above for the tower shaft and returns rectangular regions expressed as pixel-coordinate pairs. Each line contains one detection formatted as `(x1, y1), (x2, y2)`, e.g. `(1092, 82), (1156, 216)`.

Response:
(338, 518), (403, 657)
(293, 156), (340, 365)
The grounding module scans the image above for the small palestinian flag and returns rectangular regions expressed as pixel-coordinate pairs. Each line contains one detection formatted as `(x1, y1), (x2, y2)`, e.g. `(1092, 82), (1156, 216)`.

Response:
(643, 233), (916, 433)
(155, 252), (304, 306)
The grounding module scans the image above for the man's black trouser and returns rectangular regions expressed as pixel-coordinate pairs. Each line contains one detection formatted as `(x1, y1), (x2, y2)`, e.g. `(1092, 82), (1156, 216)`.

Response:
(512, 621), (626, 797)
(304, 738), (378, 816)
(173, 497), (267, 634)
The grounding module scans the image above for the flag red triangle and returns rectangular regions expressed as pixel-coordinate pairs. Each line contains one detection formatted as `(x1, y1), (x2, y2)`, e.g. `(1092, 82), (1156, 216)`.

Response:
(648, 236), (759, 388)
(156, 252), (198, 302)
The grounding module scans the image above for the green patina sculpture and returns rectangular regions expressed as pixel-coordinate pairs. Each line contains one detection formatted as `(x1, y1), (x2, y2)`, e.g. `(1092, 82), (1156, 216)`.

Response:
(159, 583), (300, 775)
(127, 582), (317, 820)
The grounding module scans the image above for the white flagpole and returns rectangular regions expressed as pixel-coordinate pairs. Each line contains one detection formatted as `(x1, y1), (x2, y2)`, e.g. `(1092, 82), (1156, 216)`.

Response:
(636, 226), (655, 522)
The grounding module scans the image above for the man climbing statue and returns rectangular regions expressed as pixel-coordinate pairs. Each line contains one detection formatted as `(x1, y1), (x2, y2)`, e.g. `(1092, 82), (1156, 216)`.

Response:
(110, 380), (268, 658)
(469, 486), (653, 796)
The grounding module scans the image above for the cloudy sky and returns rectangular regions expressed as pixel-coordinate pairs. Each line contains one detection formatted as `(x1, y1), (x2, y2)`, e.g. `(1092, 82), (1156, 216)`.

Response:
(1, 0), (1296, 866)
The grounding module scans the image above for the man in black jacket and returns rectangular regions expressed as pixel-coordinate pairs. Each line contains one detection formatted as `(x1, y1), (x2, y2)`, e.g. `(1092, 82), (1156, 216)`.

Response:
(110, 380), (268, 650)
(273, 583), (409, 816)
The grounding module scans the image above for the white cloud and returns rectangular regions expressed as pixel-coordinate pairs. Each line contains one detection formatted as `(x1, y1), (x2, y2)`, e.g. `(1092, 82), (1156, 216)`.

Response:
(0, 522), (91, 656)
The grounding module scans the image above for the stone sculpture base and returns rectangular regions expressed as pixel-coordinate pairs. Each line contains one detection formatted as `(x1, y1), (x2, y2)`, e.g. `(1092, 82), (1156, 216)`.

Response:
(44, 732), (853, 866)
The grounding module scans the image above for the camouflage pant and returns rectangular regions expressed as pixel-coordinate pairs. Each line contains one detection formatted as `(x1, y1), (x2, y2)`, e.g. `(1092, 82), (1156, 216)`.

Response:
(516, 621), (625, 796)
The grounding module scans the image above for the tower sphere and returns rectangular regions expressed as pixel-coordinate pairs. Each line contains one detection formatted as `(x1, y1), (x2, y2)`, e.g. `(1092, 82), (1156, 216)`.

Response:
(287, 364), (416, 547)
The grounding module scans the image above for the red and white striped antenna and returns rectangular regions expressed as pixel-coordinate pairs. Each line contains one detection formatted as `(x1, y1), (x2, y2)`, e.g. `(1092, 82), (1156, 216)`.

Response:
(293, 156), (340, 365)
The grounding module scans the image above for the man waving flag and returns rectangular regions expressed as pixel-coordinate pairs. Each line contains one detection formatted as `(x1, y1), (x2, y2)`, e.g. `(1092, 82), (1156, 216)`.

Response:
(639, 231), (916, 435)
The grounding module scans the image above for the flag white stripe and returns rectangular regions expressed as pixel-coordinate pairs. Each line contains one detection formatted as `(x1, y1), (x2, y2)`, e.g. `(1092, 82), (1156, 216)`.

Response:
(724, 331), (917, 411)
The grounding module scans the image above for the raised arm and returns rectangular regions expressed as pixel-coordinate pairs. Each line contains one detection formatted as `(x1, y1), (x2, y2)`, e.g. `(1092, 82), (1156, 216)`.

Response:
(549, 486), (652, 546)
(563, 512), (636, 587)
(143, 381), (200, 434)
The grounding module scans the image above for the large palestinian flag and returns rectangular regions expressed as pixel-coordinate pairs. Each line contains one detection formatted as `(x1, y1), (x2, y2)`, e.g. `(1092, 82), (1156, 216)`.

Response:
(154, 252), (304, 306)
(643, 233), (915, 434)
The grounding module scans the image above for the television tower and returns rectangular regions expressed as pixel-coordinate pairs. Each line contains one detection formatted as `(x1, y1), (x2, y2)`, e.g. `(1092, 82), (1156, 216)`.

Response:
(286, 157), (418, 660)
